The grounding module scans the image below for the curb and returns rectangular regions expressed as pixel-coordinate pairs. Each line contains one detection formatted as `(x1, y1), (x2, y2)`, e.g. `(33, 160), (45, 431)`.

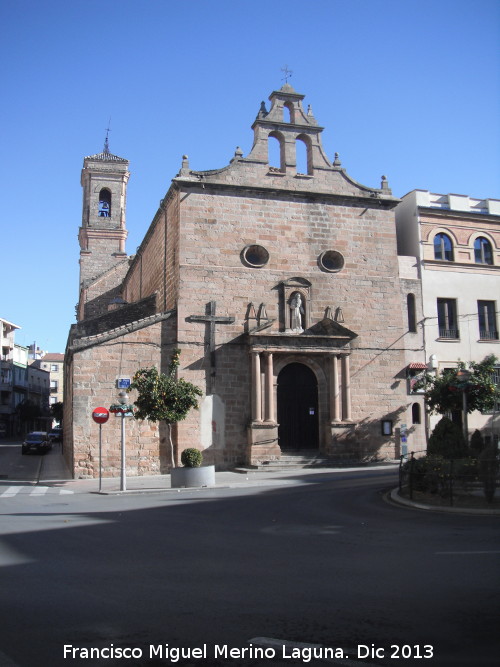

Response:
(389, 487), (500, 516)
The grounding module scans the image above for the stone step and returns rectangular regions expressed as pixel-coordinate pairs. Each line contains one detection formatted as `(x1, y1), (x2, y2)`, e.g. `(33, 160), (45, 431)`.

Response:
(236, 451), (335, 473)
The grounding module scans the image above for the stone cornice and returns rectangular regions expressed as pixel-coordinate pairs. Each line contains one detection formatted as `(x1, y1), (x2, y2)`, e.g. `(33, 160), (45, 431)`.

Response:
(67, 310), (175, 354)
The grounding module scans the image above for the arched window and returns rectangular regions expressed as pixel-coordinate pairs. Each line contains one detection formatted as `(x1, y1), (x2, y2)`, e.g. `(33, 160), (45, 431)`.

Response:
(474, 237), (493, 265)
(268, 132), (285, 172)
(98, 188), (111, 217)
(412, 403), (421, 424)
(434, 233), (453, 261)
(407, 293), (417, 332)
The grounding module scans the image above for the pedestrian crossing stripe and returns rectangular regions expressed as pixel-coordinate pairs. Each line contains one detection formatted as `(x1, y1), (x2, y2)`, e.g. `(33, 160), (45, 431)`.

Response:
(0, 486), (74, 497)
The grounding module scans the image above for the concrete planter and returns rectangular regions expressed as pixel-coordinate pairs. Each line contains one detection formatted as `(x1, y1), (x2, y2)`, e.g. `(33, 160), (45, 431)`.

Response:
(170, 465), (215, 489)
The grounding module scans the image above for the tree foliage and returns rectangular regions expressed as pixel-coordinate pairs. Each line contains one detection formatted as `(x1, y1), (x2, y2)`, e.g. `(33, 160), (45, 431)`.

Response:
(427, 416), (468, 459)
(129, 349), (202, 424)
(50, 401), (64, 425)
(128, 349), (202, 468)
(414, 355), (499, 415)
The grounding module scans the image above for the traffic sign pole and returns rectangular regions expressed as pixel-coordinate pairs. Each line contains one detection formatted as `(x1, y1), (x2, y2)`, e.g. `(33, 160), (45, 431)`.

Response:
(99, 424), (103, 493)
(92, 408), (110, 494)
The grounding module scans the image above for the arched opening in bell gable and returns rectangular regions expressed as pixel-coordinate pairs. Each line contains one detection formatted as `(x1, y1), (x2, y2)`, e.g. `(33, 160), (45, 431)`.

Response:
(295, 135), (312, 175)
(268, 131), (285, 172)
(283, 101), (294, 123)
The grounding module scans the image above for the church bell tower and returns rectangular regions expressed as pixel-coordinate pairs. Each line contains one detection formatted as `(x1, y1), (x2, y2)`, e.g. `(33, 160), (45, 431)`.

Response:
(78, 137), (130, 293)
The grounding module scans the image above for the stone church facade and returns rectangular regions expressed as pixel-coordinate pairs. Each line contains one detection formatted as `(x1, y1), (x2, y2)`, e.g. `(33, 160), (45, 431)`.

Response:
(65, 84), (424, 478)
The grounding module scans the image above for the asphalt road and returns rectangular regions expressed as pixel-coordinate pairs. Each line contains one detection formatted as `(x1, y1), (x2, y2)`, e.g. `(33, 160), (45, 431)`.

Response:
(0, 456), (499, 667)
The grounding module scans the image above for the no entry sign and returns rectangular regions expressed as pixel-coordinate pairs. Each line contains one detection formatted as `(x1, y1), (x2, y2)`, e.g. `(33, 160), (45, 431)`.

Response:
(92, 407), (110, 424)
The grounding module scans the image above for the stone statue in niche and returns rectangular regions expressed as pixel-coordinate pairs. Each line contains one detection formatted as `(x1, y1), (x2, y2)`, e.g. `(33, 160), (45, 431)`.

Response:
(290, 293), (304, 333)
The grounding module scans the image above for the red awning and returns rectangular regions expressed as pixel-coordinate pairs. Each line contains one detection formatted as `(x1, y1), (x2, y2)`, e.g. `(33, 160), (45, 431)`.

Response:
(408, 362), (427, 369)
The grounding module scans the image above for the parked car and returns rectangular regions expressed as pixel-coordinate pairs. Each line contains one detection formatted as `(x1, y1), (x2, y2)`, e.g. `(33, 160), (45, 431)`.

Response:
(22, 431), (52, 455)
(48, 427), (63, 443)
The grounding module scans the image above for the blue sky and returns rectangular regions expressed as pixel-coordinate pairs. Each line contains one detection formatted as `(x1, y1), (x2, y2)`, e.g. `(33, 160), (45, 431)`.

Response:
(1, 0), (499, 353)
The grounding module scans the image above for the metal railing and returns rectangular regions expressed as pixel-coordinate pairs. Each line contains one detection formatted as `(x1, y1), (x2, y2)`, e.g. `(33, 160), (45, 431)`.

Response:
(479, 329), (499, 340)
(399, 451), (499, 507)
(438, 327), (460, 339)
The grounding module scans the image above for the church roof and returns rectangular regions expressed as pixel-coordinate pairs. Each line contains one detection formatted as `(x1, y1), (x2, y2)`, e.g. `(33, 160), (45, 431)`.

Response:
(85, 150), (128, 163)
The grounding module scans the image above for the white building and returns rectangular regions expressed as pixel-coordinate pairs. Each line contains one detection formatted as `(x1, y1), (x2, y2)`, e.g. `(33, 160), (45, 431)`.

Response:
(396, 190), (500, 447)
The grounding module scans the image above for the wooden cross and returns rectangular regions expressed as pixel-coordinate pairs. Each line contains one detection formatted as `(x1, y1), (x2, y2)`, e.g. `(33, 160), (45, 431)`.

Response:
(188, 301), (235, 393)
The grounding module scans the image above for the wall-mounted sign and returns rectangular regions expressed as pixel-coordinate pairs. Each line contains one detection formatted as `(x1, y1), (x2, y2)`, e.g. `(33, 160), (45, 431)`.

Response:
(117, 378), (131, 389)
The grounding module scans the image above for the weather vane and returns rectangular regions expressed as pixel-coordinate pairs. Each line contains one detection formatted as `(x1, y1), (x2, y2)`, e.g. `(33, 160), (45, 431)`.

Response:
(281, 65), (293, 84)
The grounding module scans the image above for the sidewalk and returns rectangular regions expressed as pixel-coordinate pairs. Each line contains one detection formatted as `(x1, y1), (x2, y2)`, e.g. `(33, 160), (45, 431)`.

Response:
(39, 445), (398, 495)
(35, 446), (500, 513)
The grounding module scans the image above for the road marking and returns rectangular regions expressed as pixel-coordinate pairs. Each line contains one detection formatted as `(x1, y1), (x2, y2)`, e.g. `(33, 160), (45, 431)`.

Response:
(436, 550), (500, 555)
(1, 486), (22, 497)
(31, 486), (49, 496)
(0, 485), (74, 497)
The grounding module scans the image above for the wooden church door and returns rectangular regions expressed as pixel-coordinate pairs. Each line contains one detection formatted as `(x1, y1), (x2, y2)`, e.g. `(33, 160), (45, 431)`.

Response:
(277, 363), (319, 450)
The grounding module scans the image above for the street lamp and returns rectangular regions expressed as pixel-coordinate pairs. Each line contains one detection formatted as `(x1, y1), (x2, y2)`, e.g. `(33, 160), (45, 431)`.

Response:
(456, 369), (471, 444)
(109, 391), (135, 492)
(118, 391), (128, 491)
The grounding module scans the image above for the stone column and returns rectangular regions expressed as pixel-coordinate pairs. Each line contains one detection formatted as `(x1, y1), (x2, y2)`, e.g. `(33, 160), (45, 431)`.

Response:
(251, 351), (262, 422)
(342, 355), (352, 421)
(329, 354), (341, 422)
(264, 352), (275, 422)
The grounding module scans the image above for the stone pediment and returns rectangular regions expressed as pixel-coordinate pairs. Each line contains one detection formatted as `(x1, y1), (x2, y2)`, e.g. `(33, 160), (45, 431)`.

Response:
(305, 317), (358, 340)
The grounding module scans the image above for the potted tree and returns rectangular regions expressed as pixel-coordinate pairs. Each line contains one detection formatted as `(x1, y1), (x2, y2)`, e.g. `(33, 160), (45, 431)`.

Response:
(128, 349), (214, 487)
(171, 446), (216, 489)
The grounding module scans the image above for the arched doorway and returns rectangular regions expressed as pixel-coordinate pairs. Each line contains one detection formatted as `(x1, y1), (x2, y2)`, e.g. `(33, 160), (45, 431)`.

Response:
(277, 363), (319, 450)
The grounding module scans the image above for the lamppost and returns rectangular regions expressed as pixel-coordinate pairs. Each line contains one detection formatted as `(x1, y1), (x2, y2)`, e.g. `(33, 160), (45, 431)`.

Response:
(109, 391), (135, 492)
(456, 369), (471, 444)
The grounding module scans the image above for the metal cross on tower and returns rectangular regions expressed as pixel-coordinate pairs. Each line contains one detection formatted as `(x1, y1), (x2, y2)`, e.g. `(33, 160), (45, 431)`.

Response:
(281, 65), (293, 84)
(103, 118), (111, 154)
(188, 301), (235, 393)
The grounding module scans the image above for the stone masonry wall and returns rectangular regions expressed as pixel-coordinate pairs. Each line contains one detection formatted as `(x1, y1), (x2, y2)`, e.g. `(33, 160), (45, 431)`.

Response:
(69, 322), (167, 478)
(173, 185), (408, 464)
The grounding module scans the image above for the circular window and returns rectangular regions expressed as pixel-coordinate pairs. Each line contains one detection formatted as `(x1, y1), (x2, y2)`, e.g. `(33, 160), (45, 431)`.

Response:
(318, 250), (345, 273)
(241, 245), (269, 268)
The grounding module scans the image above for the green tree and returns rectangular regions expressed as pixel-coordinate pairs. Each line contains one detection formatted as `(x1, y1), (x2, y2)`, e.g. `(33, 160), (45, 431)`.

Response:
(427, 416), (468, 459)
(128, 349), (202, 468)
(50, 401), (64, 425)
(415, 355), (499, 416)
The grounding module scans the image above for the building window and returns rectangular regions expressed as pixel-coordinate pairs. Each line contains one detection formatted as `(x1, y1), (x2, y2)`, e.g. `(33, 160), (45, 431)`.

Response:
(478, 301), (498, 340)
(50, 380), (58, 392)
(437, 298), (459, 339)
(318, 250), (345, 273)
(241, 245), (269, 268)
(434, 233), (454, 261)
(412, 403), (421, 424)
(98, 188), (111, 217)
(51, 364), (59, 372)
(474, 237), (493, 265)
(407, 293), (417, 332)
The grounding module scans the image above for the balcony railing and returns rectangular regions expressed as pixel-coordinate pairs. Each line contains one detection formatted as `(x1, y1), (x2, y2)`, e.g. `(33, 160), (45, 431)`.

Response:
(479, 329), (499, 340)
(439, 327), (460, 339)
